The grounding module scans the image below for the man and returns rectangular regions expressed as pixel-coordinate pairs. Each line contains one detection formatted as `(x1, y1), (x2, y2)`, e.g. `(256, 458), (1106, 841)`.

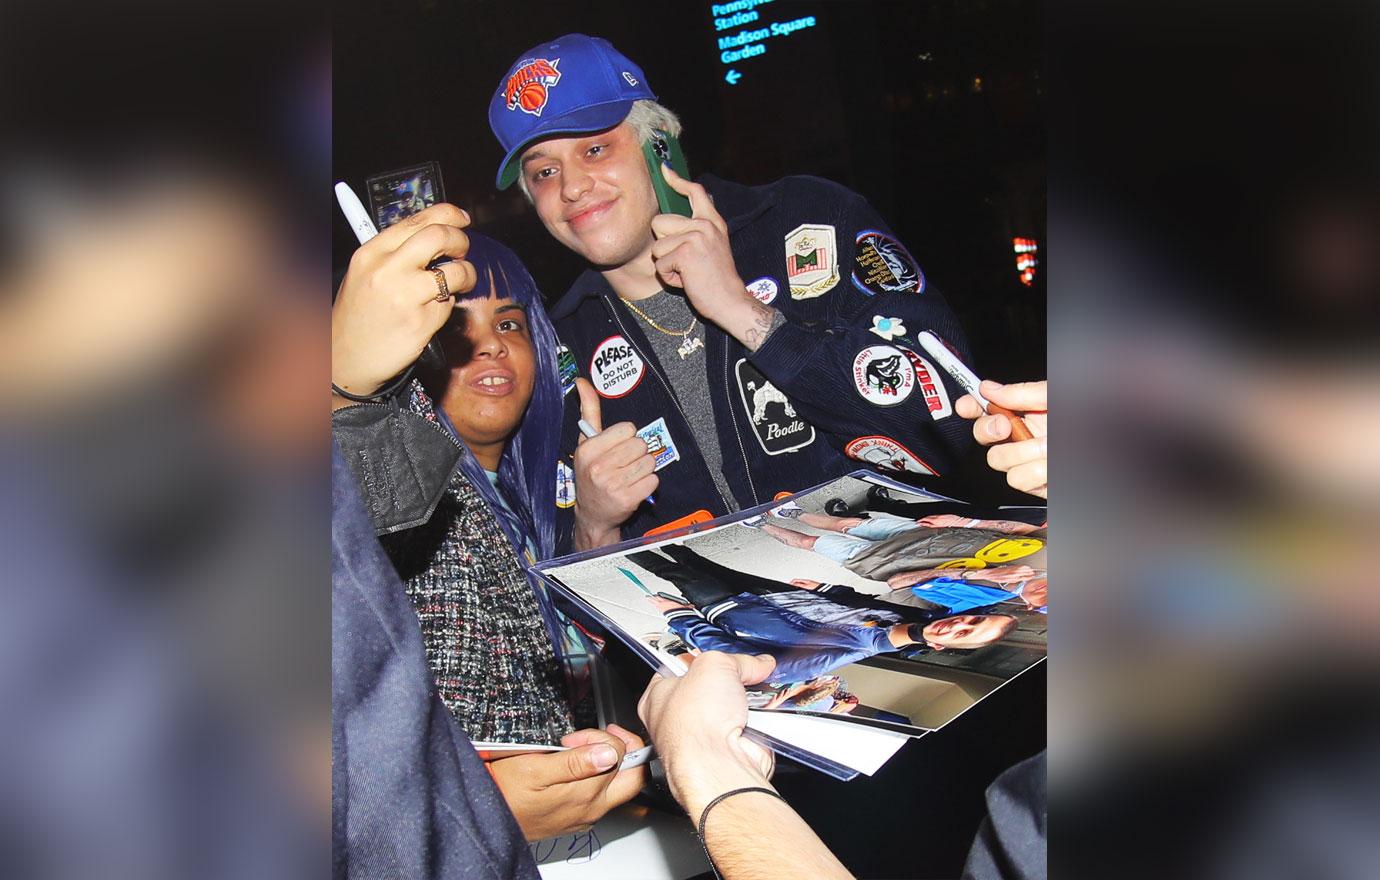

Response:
(488, 34), (976, 550)
(628, 544), (1017, 686)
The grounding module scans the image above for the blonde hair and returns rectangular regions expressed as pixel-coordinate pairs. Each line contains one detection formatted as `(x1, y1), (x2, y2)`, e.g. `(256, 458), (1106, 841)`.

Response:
(514, 99), (682, 201)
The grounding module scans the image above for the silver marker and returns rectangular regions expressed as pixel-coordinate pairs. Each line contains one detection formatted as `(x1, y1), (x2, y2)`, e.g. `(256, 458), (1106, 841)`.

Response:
(917, 330), (988, 409)
(917, 330), (1034, 441)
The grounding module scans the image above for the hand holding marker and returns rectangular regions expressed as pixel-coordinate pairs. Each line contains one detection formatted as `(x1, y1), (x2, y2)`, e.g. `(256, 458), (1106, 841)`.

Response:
(571, 380), (656, 510)
(578, 417), (657, 506)
(917, 331), (1034, 441)
(335, 181), (379, 245)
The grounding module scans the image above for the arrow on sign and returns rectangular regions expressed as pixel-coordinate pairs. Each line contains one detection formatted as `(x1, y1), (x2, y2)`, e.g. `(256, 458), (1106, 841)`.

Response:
(725, 69), (742, 85)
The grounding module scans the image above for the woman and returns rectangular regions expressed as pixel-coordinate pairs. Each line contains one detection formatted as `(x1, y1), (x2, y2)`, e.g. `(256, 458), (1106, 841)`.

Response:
(331, 212), (643, 841)
(382, 233), (574, 745)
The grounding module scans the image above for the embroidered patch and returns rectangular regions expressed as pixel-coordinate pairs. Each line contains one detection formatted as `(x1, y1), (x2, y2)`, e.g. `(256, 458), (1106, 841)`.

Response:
(852, 345), (915, 406)
(784, 223), (840, 299)
(869, 315), (908, 341)
(734, 359), (816, 455)
(555, 459), (576, 508)
(900, 349), (952, 419)
(503, 57), (562, 117)
(637, 417), (681, 471)
(844, 435), (939, 476)
(852, 230), (924, 296)
(589, 334), (645, 398)
(745, 276), (779, 305)
(556, 344), (577, 397)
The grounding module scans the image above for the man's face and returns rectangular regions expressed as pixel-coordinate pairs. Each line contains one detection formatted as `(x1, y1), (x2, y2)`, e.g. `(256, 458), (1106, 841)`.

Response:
(520, 122), (659, 269)
(437, 295), (536, 450)
(922, 614), (1014, 650)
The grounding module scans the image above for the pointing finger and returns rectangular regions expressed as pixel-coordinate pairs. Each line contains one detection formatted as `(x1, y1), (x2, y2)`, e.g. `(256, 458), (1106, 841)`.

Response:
(660, 163), (725, 233)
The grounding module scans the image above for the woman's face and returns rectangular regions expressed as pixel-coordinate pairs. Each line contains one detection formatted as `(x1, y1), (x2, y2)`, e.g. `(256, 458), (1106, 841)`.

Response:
(438, 295), (536, 459)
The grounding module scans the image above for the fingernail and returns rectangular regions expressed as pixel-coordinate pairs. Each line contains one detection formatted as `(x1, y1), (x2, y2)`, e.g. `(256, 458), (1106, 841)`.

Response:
(590, 745), (618, 771)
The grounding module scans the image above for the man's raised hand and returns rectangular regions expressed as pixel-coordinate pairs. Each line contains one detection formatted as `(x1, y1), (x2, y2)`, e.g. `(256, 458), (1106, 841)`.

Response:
(649, 165), (778, 350)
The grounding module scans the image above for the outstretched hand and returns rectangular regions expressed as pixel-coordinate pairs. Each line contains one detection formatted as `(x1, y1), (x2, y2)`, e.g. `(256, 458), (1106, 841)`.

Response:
(956, 380), (1047, 499)
(638, 652), (777, 821)
(488, 724), (646, 841)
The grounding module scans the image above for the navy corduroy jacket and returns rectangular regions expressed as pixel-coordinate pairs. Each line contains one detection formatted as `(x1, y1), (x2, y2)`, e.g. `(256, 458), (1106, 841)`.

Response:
(551, 174), (975, 549)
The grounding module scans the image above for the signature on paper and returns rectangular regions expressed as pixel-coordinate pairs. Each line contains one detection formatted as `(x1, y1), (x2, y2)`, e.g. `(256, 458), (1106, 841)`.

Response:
(531, 828), (602, 865)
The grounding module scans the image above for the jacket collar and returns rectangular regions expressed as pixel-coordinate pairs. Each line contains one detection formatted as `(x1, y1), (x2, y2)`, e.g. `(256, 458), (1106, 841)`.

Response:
(548, 174), (781, 320)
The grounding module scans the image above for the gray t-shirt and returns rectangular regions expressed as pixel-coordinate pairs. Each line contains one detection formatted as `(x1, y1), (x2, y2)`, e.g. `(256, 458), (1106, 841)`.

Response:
(618, 291), (739, 512)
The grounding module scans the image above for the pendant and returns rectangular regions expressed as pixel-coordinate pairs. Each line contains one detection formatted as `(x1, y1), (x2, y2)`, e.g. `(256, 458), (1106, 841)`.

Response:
(677, 335), (704, 359)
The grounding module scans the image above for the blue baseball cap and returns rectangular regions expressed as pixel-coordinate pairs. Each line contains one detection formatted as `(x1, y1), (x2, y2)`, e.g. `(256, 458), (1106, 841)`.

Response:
(489, 34), (656, 190)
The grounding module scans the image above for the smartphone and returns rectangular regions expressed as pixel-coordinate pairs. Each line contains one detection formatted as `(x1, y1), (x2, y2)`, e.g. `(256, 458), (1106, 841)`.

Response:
(335, 178), (448, 374)
(642, 130), (692, 217)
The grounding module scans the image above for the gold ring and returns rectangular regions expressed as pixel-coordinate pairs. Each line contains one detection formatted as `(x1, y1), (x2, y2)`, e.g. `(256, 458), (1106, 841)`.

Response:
(430, 266), (451, 302)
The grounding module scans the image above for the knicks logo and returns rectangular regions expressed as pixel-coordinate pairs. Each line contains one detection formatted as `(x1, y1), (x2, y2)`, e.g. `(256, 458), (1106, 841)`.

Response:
(504, 57), (562, 116)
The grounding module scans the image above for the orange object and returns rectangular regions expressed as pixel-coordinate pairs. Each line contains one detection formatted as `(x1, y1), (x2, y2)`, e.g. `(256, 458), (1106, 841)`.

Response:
(643, 509), (714, 537)
(988, 402), (1035, 442)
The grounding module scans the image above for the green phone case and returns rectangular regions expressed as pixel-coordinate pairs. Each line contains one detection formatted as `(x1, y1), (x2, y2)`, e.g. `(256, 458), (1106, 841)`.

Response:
(642, 130), (693, 217)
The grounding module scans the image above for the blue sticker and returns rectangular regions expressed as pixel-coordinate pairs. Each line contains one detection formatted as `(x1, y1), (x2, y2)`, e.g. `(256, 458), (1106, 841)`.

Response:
(637, 417), (681, 471)
(556, 344), (577, 397)
(555, 458), (576, 508)
(851, 230), (924, 296)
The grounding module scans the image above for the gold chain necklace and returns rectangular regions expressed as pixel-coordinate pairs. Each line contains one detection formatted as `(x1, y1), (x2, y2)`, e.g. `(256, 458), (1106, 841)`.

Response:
(618, 296), (697, 337)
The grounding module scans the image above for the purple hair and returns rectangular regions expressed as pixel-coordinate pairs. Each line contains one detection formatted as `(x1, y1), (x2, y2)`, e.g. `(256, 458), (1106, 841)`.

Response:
(421, 233), (563, 564)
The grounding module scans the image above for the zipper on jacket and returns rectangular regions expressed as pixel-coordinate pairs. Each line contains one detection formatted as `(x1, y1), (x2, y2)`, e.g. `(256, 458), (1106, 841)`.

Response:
(605, 299), (736, 514)
(721, 342), (761, 506)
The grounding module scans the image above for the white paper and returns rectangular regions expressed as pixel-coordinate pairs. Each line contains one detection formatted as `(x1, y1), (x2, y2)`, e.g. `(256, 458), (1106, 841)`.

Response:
(533, 803), (708, 880)
(747, 709), (914, 776)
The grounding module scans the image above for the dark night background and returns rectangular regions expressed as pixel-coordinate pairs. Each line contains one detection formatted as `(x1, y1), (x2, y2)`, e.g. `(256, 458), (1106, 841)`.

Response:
(336, 1), (1045, 876)
(334, 0), (1045, 385)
